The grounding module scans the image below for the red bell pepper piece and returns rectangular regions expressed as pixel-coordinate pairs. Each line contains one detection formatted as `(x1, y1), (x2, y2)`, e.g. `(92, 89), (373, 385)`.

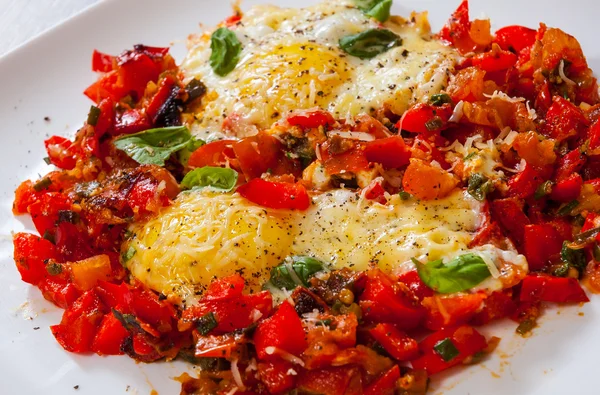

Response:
(96, 280), (130, 309)
(589, 119), (600, 150)
(205, 274), (246, 299)
(364, 136), (411, 169)
(364, 365), (401, 395)
(238, 179), (310, 210)
(195, 333), (243, 358)
(555, 149), (587, 181)
(411, 325), (487, 375)
(26, 192), (72, 236)
(146, 75), (177, 122)
(421, 293), (487, 331)
(523, 223), (564, 271)
(128, 288), (177, 333)
(507, 163), (546, 199)
(91, 50), (115, 73)
(543, 96), (588, 142)
(471, 49), (517, 72)
(470, 291), (517, 325)
(550, 173), (583, 202)
(91, 311), (130, 355)
(494, 26), (537, 53)
(13, 180), (39, 215)
(398, 270), (433, 301)
(84, 70), (126, 104)
(94, 98), (115, 136)
(38, 276), (81, 309)
(296, 366), (358, 395)
(490, 197), (530, 246)
(368, 323), (419, 361)
(188, 139), (236, 168)
(322, 144), (370, 175)
(286, 108), (335, 129)
(232, 133), (292, 180)
(397, 103), (453, 134)
(13, 232), (59, 285)
(258, 360), (297, 394)
(363, 180), (387, 204)
(359, 269), (425, 330)
(113, 109), (151, 136)
(438, 0), (476, 54)
(253, 301), (307, 360)
(44, 135), (79, 170)
(51, 290), (106, 353)
(520, 275), (589, 303)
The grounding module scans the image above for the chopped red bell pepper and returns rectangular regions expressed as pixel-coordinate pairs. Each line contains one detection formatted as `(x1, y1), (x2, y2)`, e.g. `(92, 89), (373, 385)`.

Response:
(44, 135), (79, 170)
(91, 50), (115, 73)
(364, 180), (387, 204)
(128, 288), (177, 333)
(421, 293), (487, 331)
(13, 232), (59, 285)
(91, 311), (130, 355)
(523, 223), (564, 271)
(96, 280), (130, 309)
(471, 49), (517, 72)
(520, 275), (589, 303)
(543, 96), (588, 142)
(296, 366), (358, 395)
(258, 360), (297, 394)
(507, 163), (546, 199)
(113, 109), (152, 136)
(238, 179), (310, 210)
(438, 0), (476, 54)
(146, 75), (177, 122)
(13, 180), (39, 215)
(411, 325), (488, 375)
(322, 144), (370, 175)
(555, 149), (587, 181)
(359, 269), (424, 330)
(27, 192), (72, 236)
(470, 291), (517, 326)
(253, 301), (307, 360)
(550, 173), (583, 202)
(38, 276), (81, 309)
(398, 270), (433, 301)
(195, 333), (243, 358)
(364, 136), (411, 169)
(205, 274), (246, 300)
(397, 103), (453, 134)
(490, 197), (530, 246)
(494, 26), (537, 53)
(232, 133), (295, 180)
(94, 98), (115, 136)
(286, 109), (335, 129)
(368, 323), (419, 361)
(84, 70), (126, 104)
(589, 119), (600, 150)
(364, 365), (401, 395)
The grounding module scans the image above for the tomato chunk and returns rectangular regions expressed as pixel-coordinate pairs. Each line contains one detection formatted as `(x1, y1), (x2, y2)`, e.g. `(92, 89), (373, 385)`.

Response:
(238, 179), (310, 210)
(253, 301), (307, 361)
(397, 103), (453, 134)
(364, 136), (411, 169)
(258, 360), (297, 394)
(520, 275), (589, 303)
(368, 323), (419, 361)
(523, 224), (564, 271)
(91, 311), (130, 355)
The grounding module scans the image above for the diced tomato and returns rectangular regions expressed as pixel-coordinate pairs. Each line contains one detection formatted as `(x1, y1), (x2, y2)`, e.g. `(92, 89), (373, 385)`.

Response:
(13, 232), (59, 284)
(494, 26), (537, 53)
(490, 198), (531, 245)
(397, 270), (433, 301)
(397, 103), (453, 134)
(113, 109), (151, 136)
(520, 275), (589, 303)
(258, 360), (297, 394)
(253, 301), (307, 360)
(471, 49), (517, 72)
(523, 224), (564, 271)
(238, 179), (310, 210)
(555, 149), (587, 182)
(411, 325), (487, 375)
(91, 50), (115, 73)
(364, 365), (401, 395)
(507, 163), (547, 199)
(51, 290), (106, 353)
(297, 366), (359, 395)
(543, 96), (588, 142)
(421, 293), (487, 331)
(180, 291), (272, 335)
(286, 108), (335, 129)
(368, 323), (419, 361)
(188, 139), (236, 168)
(38, 276), (81, 309)
(70, 254), (113, 291)
(44, 136), (79, 170)
(470, 291), (517, 325)
(550, 173), (583, 202)
(91, 311), (130, 355)
(364, 136), (411, 169)
(359, 269), (424, 330)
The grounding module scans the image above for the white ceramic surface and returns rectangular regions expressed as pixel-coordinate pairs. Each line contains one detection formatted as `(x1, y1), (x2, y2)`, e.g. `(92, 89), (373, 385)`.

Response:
(0, 0), (598, 394)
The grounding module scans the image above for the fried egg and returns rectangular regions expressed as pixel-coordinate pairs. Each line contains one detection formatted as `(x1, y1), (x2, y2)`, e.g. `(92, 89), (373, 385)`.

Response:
(125, 189), (527, 305)
(181, 1), (458, 137)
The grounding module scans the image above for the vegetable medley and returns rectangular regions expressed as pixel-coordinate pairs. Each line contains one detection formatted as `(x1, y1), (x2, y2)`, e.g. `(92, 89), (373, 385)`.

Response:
(11, 0), (600, 394)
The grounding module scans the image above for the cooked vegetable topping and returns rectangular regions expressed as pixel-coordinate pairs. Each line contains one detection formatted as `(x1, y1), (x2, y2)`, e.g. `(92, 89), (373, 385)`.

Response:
(339, 29), (402, 59)
(180, 166), (238, 192)
(412, 254), (491, 293)
(209, 27), (242, 76)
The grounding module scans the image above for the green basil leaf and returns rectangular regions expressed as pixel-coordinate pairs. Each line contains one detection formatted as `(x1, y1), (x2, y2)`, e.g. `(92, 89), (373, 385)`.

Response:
(181, 166), (238, 192)
(178, 137), (206, 166)
(339, 29), (402, 59)
(269, 256), (325, 290)
(114, 126), (192, 166)
(467, 173), (493, 201)
(433, 338), (460, 362)
(354, 0), (393, 22)
(412, 253), (491, 294)
(210, 27), (242, 76)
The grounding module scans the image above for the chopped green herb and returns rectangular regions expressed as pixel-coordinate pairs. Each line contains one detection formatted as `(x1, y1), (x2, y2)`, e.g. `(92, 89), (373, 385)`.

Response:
(121, 246), (136, 264)
(57, 210), (80, 224)
(593, 244), (600, 262)
(534, 180), (553, 200)
(210, 27), (242, 76)
(424, 117), (443, 132)
(433, 338), (460, 362)
(43, 157), (51, 165)
(181, 166), (238, 192)
(430, 93), (452, 106)
(112, 309), (142, 332)
(558, 200), (579, 216)
(516, 319), (536, 336)
(33, 177), (52, 192)
(42, 230), (55, 244)
(46, 262), (63, 276)
(399, 191), (411, 200)
(197, 312), (218, 335)
(560, 241), (586, 273)
(339, 29), (402, 59)
(467, 173), (493, 201)
(87, 105), (101, 126)
(412, 254), (491, 294)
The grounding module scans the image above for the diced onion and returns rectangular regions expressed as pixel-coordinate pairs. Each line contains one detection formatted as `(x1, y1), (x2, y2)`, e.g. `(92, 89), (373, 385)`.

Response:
(448, 100), (465, 123)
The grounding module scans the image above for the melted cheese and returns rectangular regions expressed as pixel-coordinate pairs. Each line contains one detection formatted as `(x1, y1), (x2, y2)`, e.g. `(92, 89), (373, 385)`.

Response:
(125, 189), (527, 304)
(181, 1), (457, 137)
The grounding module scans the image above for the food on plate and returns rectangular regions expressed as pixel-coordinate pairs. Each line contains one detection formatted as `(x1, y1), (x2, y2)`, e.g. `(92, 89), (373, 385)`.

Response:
(11, 0), (600, 393)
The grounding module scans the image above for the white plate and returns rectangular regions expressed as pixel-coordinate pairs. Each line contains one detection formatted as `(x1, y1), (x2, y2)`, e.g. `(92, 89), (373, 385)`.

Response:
(0, 0), (598, 394)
